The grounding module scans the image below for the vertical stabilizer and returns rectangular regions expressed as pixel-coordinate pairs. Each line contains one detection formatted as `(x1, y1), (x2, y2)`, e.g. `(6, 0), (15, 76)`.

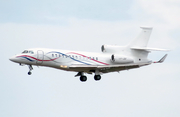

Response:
(128, 27), (153, 47)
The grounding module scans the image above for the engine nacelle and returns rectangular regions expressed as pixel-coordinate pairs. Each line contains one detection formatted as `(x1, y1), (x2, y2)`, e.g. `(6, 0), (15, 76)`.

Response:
(111, 54), (134, 64)
(101, 45), (125, 53)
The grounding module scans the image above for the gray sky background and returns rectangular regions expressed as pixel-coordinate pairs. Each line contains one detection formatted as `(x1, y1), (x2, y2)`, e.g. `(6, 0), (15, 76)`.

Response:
(0, 0), (180, 117)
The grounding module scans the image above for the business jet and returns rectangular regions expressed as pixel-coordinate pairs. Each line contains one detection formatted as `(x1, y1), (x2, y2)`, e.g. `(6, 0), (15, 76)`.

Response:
(9, 27), (168, 82)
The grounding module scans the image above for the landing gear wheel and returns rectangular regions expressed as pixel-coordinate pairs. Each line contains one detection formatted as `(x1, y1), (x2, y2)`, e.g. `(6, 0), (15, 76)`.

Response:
(28, 65), (33, 75)
(94, 75), (101, 81)
(80, 76), (87, 82)
(28, 71), (32, 75)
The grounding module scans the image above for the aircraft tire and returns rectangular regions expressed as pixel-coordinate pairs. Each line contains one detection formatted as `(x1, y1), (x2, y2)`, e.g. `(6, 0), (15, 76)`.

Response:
(28, 72), (32, 75)
(94, 75), (101, 81)
(80, 76), (87, 82)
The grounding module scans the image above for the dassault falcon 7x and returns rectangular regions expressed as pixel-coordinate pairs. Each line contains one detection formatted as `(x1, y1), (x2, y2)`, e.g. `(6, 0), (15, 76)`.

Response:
(10, 27), (168, 82)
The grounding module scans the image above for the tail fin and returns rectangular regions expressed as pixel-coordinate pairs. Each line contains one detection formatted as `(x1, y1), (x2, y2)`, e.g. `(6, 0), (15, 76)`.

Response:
(128, 27), (153, 47)
(124, 27), (169, 61)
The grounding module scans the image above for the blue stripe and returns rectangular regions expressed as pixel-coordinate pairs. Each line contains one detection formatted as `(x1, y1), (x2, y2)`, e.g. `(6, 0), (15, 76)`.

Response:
(20, 57), (34, 62)
(47, 51), (91, 65)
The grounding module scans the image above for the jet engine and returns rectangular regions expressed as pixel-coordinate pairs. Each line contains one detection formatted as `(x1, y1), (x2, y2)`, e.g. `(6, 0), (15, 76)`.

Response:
(101, 45), (124, 53)
(111, 54), (134, 64)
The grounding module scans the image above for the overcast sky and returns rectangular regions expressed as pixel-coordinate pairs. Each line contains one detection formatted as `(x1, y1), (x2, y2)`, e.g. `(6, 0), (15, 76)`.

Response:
(1, 0), (180, 117)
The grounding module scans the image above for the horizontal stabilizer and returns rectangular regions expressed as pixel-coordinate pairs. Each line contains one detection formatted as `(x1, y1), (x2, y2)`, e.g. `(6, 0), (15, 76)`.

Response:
(131, 47), (170, 51)
(154, 54), (168, 63)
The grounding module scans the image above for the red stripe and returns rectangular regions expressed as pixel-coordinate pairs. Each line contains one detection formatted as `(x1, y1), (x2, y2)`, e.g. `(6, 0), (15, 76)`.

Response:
(66, 52), (109, 65)
(17, 55), (58, 61)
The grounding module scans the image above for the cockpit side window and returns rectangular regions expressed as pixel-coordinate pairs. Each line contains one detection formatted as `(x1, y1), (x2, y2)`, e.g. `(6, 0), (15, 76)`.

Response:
(22, 50), (34, 54)
(22, 50), (28, 53)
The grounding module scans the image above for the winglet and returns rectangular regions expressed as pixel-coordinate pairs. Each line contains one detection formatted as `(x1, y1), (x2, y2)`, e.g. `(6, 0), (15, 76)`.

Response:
(154, 54), (168, 63)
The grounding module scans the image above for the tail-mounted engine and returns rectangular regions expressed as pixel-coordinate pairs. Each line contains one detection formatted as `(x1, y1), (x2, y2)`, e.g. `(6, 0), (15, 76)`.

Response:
(101, 45), (124, 53)
(111, 54), (134, 64)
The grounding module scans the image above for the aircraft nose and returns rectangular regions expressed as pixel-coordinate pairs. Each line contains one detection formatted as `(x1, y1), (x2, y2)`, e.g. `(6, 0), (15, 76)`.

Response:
(9, 56), (17, 62)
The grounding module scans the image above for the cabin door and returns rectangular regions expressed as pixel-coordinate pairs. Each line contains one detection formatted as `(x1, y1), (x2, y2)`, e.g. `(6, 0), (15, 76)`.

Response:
(36, 50), (44, 65)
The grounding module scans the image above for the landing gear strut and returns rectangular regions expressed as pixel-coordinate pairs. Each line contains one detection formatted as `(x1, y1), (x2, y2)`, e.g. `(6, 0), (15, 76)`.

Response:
(28, 65), (33, 75)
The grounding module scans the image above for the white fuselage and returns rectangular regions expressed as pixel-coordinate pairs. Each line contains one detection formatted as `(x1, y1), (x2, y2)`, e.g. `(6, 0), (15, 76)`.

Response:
(10, 48), (111, 71)
(10, 48), (150, 73)
(9, 27), (169, 82)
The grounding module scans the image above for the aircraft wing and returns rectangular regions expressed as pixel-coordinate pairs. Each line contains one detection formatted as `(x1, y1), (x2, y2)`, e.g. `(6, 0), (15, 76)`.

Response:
(69, 62), (151, 73)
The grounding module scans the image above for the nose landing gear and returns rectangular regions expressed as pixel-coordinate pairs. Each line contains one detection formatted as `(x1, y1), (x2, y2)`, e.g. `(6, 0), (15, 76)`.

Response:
(28, 65), (33, 75)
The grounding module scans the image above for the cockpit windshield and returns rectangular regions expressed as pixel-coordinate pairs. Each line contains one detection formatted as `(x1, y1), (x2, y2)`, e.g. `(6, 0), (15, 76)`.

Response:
(22, 50), (34, 54)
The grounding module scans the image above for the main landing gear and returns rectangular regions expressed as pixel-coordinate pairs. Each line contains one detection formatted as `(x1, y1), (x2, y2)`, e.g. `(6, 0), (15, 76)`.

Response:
(75, 70), (101, 82)
(94, 75), (101, 81)
(28, 65), (33, 75)
(80, 76), (87, 82)
(75, 72), (87, 82)
(94, 70), (101, 81)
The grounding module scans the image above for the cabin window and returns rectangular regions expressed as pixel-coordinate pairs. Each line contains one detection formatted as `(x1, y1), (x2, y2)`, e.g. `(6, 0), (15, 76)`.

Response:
(29, 51), (34, 54)
(96, 57), (98, 60)
(52, 54), (54, 57)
